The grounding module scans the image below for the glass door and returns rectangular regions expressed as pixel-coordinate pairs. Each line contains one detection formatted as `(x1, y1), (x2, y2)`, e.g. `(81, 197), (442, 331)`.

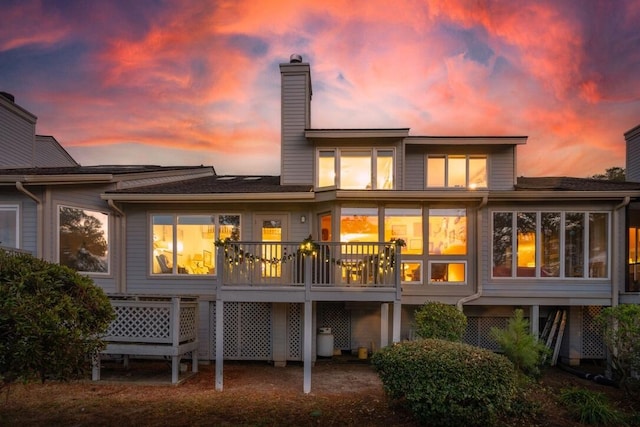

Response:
(254, 214), (288, 282)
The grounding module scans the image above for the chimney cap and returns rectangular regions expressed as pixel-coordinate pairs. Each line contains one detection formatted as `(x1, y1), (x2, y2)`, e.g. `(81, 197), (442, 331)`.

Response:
(289, 54), (303, 63)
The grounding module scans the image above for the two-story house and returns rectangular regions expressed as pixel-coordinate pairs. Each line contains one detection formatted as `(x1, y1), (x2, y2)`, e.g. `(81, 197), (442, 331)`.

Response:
(2, 56), (640, 392)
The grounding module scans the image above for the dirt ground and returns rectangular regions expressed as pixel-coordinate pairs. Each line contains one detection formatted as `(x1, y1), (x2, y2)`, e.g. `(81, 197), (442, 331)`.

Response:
(0, 358), (637, 426)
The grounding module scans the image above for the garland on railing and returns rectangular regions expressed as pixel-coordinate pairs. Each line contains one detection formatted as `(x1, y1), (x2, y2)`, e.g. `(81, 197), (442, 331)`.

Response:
(214, 236), (401, 271)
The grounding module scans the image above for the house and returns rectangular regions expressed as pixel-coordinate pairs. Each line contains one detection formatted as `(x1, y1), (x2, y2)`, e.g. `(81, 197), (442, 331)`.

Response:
(2, 57), (640, 392)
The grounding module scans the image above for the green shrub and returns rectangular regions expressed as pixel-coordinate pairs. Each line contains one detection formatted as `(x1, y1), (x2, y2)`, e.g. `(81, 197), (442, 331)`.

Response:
(559, 387), (624, 425)
(372, 339), (517, 426)
(0, 250), (114, 388)
(413, 301), (467, 341)
(597, 304), (640, 393)
(490, 308), (549, 377)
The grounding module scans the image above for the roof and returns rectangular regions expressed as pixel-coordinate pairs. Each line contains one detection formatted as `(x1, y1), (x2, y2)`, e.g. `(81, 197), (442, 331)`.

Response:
(0, 165), (209, 176)
(516, 177), (640, 191)
(106, 175), (313, 194)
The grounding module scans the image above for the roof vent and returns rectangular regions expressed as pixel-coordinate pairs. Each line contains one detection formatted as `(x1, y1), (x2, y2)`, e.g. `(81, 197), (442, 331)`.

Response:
(0, 92), (15, 103)
(289, 54), (303, 63)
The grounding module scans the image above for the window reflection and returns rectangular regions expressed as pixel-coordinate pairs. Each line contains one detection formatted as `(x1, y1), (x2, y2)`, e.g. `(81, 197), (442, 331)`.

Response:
(59, 206), (109, 273)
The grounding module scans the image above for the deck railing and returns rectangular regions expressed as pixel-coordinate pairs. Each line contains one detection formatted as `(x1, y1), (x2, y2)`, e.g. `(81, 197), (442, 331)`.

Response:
(218, 241), (401, 287)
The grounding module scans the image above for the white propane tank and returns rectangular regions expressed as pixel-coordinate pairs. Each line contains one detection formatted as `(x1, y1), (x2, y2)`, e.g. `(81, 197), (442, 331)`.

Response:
(317, 327), (334, 357)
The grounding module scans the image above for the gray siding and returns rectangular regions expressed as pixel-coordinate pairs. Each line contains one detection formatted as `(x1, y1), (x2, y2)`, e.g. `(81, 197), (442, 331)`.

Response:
(0, 97), (36, 168)
(489, 146), (516, 190)
(34, 135), (78, 167)
(404, 146), (425, 190)
(625, 124), (640, 182)
(280, 64), (312, 185)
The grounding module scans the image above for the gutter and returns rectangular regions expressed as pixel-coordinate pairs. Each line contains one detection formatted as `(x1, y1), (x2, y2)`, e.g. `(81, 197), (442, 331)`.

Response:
(612, 196), (630, 307)
(108, 199), (125, 216)
(15, 182), (42, 257)
(457, 196), (488, 311)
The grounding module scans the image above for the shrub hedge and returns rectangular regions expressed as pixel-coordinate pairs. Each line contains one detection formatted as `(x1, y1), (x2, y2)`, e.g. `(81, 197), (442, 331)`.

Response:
(413, 301), (467, 341)
(0, 249), (114, 386)
(372, 339), (517, 426)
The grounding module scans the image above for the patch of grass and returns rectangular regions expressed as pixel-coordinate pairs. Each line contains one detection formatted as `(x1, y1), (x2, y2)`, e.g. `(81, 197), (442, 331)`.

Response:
(559, 387), (624, 426)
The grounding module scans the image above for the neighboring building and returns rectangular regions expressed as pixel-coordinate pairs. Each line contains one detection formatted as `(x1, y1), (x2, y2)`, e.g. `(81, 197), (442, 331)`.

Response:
(1, 57), (640, 391)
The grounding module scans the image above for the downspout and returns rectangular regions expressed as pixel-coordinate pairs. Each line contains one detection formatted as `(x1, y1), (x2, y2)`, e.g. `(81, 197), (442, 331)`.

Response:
(612, 196), (630, 307)
(16, 182), (42, 257)
(457, 196), (488, 311)
(107, 199), (126, 293)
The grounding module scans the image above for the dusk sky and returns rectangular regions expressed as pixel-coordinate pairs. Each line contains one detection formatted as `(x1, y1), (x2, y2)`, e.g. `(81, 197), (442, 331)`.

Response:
(1, 1), (639, 177)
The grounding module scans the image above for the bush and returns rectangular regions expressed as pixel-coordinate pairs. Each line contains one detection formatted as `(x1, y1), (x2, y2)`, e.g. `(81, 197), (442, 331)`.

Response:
(0, 250), (114, 388)
(372, 339), (517, 426)
(490, 308), (549, 378)
(413, 301), (467, 341)
(597, 304), (640, 393)
(559, 387), (624, 425)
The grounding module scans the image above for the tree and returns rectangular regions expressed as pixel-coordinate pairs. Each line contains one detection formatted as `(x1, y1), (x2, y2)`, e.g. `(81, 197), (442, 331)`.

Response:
(597, 304), (640, 393)
(591, 167), (625, 181)
(0, 249), (114, 391)
(490, 309), (549, 378)
(59, 207), (108, 272)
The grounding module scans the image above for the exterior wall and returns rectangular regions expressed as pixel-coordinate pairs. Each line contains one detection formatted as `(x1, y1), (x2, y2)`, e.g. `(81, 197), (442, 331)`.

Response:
(0, 188), (39, 253)
(404, 146), (425, 190)
(280, 62), (312, 185)
(0, 95), (37, 168)
(488, 146), (517, 190)
(34, 135), (78, 167)
(625, 124), (640, 182)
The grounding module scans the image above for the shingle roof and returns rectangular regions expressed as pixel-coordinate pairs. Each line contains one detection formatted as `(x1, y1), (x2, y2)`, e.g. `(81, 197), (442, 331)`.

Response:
(516, 177), (640, 191)
(0, 165), (209, 175)
(107, 175), (313, 194)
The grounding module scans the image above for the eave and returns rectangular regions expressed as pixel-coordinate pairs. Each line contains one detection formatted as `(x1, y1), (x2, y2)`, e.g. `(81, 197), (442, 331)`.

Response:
(405, 136), (527, 145)
(490, 190), (640, 201)
(101, 192), (316, 203)
(305, 128), (410, 140)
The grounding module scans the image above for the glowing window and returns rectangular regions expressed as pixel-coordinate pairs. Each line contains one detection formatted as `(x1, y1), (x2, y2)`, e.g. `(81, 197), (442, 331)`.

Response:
(426, 155), (488, 189)
(318, 150), (336, 187)
(384, 208), (422, 255)
(428, 209), (467, 255)
(340, 150), (372, 189)
(428, 261), (466, 284)
(316, 148), (395, 190)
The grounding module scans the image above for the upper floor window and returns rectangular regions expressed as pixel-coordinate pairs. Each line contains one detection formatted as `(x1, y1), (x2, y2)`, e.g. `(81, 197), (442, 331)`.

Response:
(426, 155), (487, 189)
(492, 211), (608, 279)
(317, 148), (395, 190)
(59, 206), (109, 274)
(0, 205), (19, 248)
(152, 214), (240, 275)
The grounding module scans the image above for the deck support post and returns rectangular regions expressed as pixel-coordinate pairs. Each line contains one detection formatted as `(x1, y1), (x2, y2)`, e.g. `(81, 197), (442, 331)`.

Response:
(530, 305), (540, 338)
(215, 299), (224, 391)
(380, 303), (389, 348)
(303, 255), (313, 394)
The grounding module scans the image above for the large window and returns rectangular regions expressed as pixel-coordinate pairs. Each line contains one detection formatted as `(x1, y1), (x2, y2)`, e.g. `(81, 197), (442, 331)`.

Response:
(384, 208), (422, 255)
(428, 209), (467, 255)
(59, 206), (109, 273)
(0, 205), (19, 248)
(492, 211), (608, 279)
(426, 155), (487, 189)
(152, 214), (240, 275)
(317, 148), (395, 190)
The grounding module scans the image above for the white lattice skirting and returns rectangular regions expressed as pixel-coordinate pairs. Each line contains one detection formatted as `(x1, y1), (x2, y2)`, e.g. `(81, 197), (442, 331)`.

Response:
(92, 295), (199, 384)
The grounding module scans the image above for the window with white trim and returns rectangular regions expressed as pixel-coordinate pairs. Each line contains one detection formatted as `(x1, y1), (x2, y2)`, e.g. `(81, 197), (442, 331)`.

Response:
(317, 148), (395, 189)
(0, 205), (19, 248)
(151, 214), (240, 275)
(492, 211), (609, 279)
(59, 205), (109, 273)
(426, 155), (487, 189)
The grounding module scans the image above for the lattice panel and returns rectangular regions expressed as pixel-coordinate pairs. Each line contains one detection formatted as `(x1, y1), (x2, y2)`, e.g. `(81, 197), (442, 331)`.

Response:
(107, 306), (170, 342)
(210, 302), (273, 360)
(287, 303), (303, 360)
(582, 306), (605, 358)
(317, 302), (351, 350)
(463, 317), (507, 351)
(179, 306), (197, 342)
